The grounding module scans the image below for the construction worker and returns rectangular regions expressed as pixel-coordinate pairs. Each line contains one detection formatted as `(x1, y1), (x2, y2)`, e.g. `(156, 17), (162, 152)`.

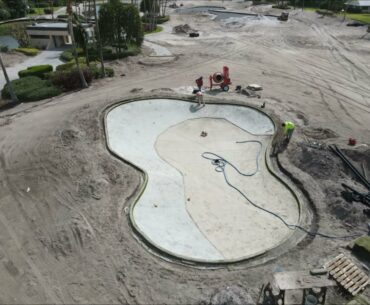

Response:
(196, 91), (204, 107)
(282, 121), (295, 142)
(195, 76), (203, 91)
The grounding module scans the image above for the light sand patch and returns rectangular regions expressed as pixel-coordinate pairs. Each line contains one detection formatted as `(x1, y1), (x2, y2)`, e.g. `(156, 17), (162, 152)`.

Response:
(156, 118), (299, 260)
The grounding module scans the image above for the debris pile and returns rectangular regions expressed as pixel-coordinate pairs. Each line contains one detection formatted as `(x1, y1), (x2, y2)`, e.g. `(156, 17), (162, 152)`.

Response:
(173, 24), (196, 34)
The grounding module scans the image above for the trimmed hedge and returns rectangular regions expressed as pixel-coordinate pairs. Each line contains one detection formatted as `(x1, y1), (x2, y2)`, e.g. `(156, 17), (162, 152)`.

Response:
(51, 67), (93, 90)
(14, 48), (39, 56)
(2, 76), (61, 102)
(56, 62), (75, 71)
(60, 48), (84, 62)
(18, 64), (53, 78)
(56, 62), (114, 78)
(90, 65), (114, 78)
(142, 15), (169, 24)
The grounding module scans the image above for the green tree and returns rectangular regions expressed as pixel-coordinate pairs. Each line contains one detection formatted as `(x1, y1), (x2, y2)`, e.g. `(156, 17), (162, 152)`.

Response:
(4, 0), (27, 18)
(73, 23), (90, 66)
(140, 0), (159, 14)
(99, 0), (143, 51)
(10, 24), (30, 47)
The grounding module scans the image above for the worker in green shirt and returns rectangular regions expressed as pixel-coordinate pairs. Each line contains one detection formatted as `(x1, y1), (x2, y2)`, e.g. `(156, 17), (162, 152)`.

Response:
(282, 121), (295, 142)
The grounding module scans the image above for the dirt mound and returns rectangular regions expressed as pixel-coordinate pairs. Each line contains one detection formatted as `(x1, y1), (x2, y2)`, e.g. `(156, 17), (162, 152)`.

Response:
(290, 145), (344, 180)
(303, 127), (338, 140)
(173, 24), (196, 34)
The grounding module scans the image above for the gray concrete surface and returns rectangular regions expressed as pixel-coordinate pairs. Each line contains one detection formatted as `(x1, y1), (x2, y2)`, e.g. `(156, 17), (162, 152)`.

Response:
(0, 48), (63, 90)
(106, 99), (301, 262)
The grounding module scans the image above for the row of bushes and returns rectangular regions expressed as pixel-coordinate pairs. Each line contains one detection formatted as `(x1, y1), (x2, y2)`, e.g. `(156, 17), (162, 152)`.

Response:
(18, 64), (52, 78)
(60, 45), (141, 63)
(14, 48), (39, 56)
(2, 63), (114, 102)
(141, 15), (170, 24)
(2, 76), (61, 102)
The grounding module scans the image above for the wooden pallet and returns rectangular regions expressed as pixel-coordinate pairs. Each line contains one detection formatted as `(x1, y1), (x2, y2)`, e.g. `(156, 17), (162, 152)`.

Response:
(325, 254), (370, 296)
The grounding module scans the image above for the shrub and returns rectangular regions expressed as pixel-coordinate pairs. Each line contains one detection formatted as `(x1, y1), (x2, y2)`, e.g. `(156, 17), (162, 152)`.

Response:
(0, 8), (10, 20)
(60, 48), (84, 61)
(36, 3), (49, 8)
(14, 47), (38, 56)
(102, 45), (141, 60)
(142, 15), (169, 24)
(2, 76), (61, 102)
(18, 64), (53, 78)
(105, 67), (114, 77)
(316, 9), (334, 16)
(0, 45), (8, 52)
(56, 62), (75, 71)
(44, 8), (53, 14)
(89, 65), (114, 78)
(28, 8), (36, 14)
(51, 67), (93, 90)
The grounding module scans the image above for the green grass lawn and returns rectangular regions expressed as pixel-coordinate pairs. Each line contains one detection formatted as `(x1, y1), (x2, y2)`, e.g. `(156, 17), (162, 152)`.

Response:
(303, 7), (319, 12)
(144, 26), (163, 35)
(304, 7), (370, 23)
(342, 13), (370, 23)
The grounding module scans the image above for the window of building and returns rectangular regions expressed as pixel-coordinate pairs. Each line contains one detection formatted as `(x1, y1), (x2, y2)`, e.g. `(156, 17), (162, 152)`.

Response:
(30, 35), (49, 39)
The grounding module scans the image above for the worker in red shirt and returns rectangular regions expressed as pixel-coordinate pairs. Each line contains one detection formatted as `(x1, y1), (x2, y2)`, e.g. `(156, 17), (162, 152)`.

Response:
(195, 76), (203, 91)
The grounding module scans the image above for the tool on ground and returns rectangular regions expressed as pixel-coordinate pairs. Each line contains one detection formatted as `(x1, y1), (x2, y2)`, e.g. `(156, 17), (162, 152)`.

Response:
(209, 66), (231, 91)
(324, 254), (369, 296)
(247, 84), (263, 91)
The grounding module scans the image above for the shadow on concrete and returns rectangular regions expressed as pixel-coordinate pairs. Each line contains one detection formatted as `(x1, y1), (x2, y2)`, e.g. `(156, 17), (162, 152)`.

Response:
(189, 104), (205, 113)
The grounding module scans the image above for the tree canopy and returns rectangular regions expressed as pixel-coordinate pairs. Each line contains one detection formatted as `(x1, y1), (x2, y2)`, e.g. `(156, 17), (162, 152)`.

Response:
(98, 0), (143, 50)
(4, 0), (27, 18)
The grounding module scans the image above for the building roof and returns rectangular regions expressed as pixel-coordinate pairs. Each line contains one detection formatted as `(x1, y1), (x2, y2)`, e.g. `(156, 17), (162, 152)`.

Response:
(26, 22), (68, 31)
(345, 0), (370, 6)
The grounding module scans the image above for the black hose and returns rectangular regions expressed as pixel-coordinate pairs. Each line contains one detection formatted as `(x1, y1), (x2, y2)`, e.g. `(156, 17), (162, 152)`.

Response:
(330, 145), (370, 190)
(202, 142), (364, 239)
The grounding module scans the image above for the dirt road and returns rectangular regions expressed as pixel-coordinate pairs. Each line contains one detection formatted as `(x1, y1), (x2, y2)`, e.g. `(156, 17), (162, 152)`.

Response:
(0, 1), (369, 303)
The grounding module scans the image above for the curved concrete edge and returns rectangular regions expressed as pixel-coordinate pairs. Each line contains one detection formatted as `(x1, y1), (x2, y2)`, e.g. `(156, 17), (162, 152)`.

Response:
(102, 94), (312, 266)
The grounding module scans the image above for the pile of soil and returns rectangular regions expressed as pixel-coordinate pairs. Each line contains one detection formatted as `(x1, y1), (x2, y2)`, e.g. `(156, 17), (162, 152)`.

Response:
(173, 24), (196, 34)
(289, 143), (369, 225)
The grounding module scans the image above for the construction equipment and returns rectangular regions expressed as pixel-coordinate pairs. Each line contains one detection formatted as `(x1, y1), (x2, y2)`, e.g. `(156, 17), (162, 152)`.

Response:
(278, 12), (289, 21)
(209, 66), (231, 92)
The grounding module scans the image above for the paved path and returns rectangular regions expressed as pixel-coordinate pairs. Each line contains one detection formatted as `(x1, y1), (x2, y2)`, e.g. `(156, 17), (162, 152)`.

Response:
(0, 49), (64, 90)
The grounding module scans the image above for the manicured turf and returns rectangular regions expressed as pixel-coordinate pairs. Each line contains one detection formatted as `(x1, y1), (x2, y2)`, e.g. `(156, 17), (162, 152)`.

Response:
(344, 13), (370, 24)
(144, 26), (163, 35)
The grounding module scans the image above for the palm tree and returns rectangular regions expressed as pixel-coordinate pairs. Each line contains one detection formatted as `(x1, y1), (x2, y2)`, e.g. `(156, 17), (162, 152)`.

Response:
(0, 53), (18, 103)
(93, 0), (105, 77)
(67, 0), (88, 88)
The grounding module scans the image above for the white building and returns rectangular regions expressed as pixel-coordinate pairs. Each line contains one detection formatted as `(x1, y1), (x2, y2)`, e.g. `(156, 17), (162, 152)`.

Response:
(26, 22), (71, 50)
(345, 0), (370, 12)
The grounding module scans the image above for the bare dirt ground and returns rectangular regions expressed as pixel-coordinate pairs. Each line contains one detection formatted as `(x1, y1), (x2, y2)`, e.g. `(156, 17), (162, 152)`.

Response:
(0, 1), (369, 303)
(1, 50), (27, 67)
